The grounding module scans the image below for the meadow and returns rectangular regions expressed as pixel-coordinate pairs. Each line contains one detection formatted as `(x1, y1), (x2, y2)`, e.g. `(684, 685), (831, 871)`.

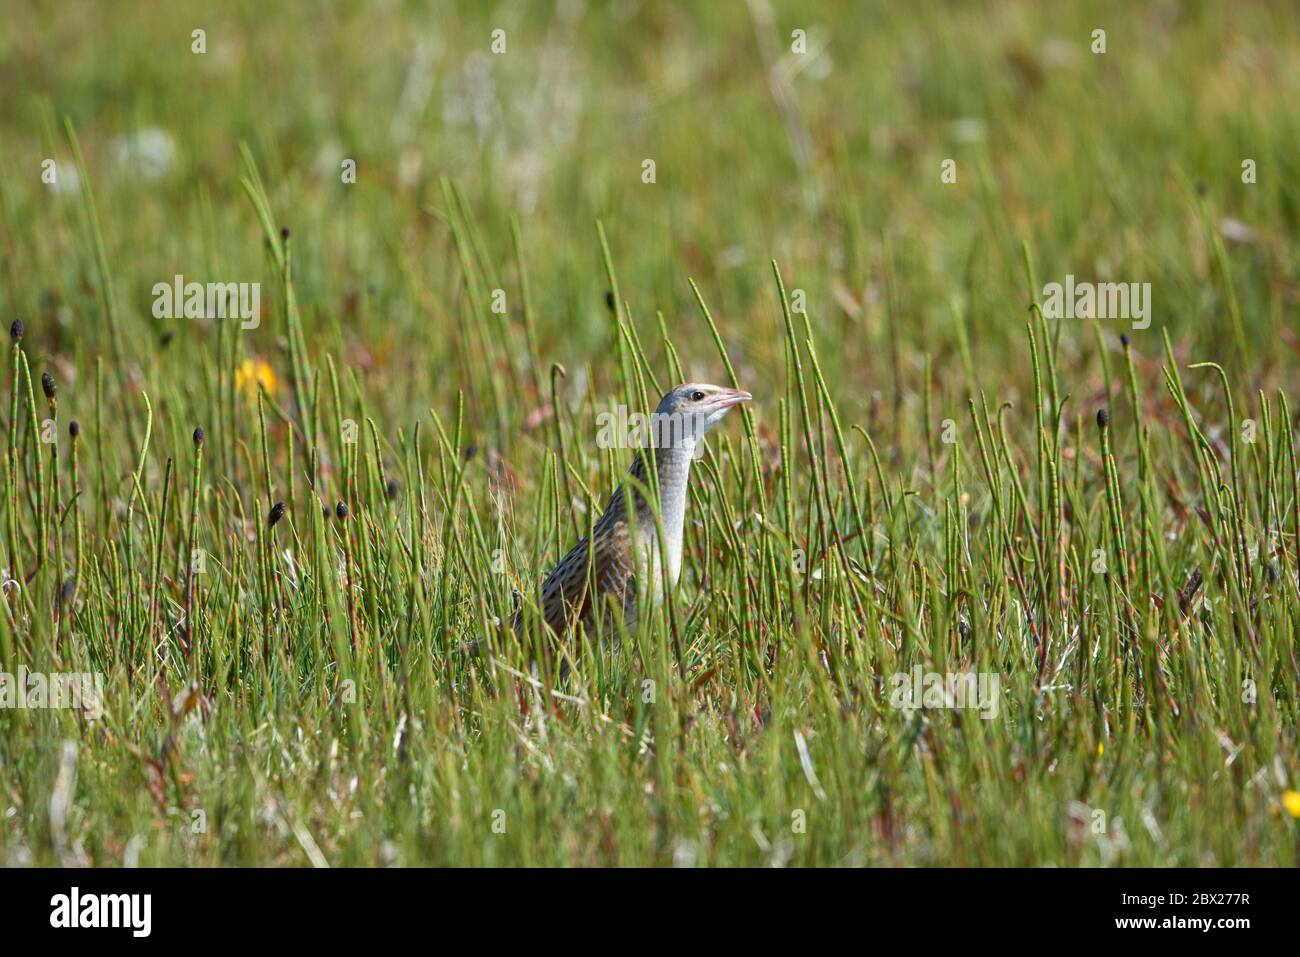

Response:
(1, 0), (1299, 866)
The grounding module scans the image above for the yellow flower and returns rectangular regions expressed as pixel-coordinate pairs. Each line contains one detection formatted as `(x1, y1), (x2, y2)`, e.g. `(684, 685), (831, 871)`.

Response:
(1281, 790), (1300, 819)
(1096, 740), (1104, 757)
(235, 359), (277, 401)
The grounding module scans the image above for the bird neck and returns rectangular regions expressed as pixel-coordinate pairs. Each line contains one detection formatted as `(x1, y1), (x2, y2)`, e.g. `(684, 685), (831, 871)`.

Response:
(626, 444), (694, 524)
(622, 443), (694, 586)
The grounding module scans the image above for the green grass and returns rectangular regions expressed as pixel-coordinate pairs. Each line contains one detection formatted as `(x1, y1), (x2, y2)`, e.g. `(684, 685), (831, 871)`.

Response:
(2, 0), (1299, 866)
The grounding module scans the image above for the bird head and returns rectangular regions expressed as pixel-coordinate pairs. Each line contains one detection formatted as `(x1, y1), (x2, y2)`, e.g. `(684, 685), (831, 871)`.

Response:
(652, 382), (752, 452)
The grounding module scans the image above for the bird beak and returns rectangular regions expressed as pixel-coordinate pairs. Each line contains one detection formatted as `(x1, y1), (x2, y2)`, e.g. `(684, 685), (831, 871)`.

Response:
(712, 388), (752, 411)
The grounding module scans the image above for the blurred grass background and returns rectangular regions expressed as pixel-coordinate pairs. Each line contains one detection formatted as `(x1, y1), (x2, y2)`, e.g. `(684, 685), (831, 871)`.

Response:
(3, 0), (1298, 438)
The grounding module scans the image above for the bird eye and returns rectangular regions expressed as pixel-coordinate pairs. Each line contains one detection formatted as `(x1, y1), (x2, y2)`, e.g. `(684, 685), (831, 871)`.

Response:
(690, 391), (705, 402)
